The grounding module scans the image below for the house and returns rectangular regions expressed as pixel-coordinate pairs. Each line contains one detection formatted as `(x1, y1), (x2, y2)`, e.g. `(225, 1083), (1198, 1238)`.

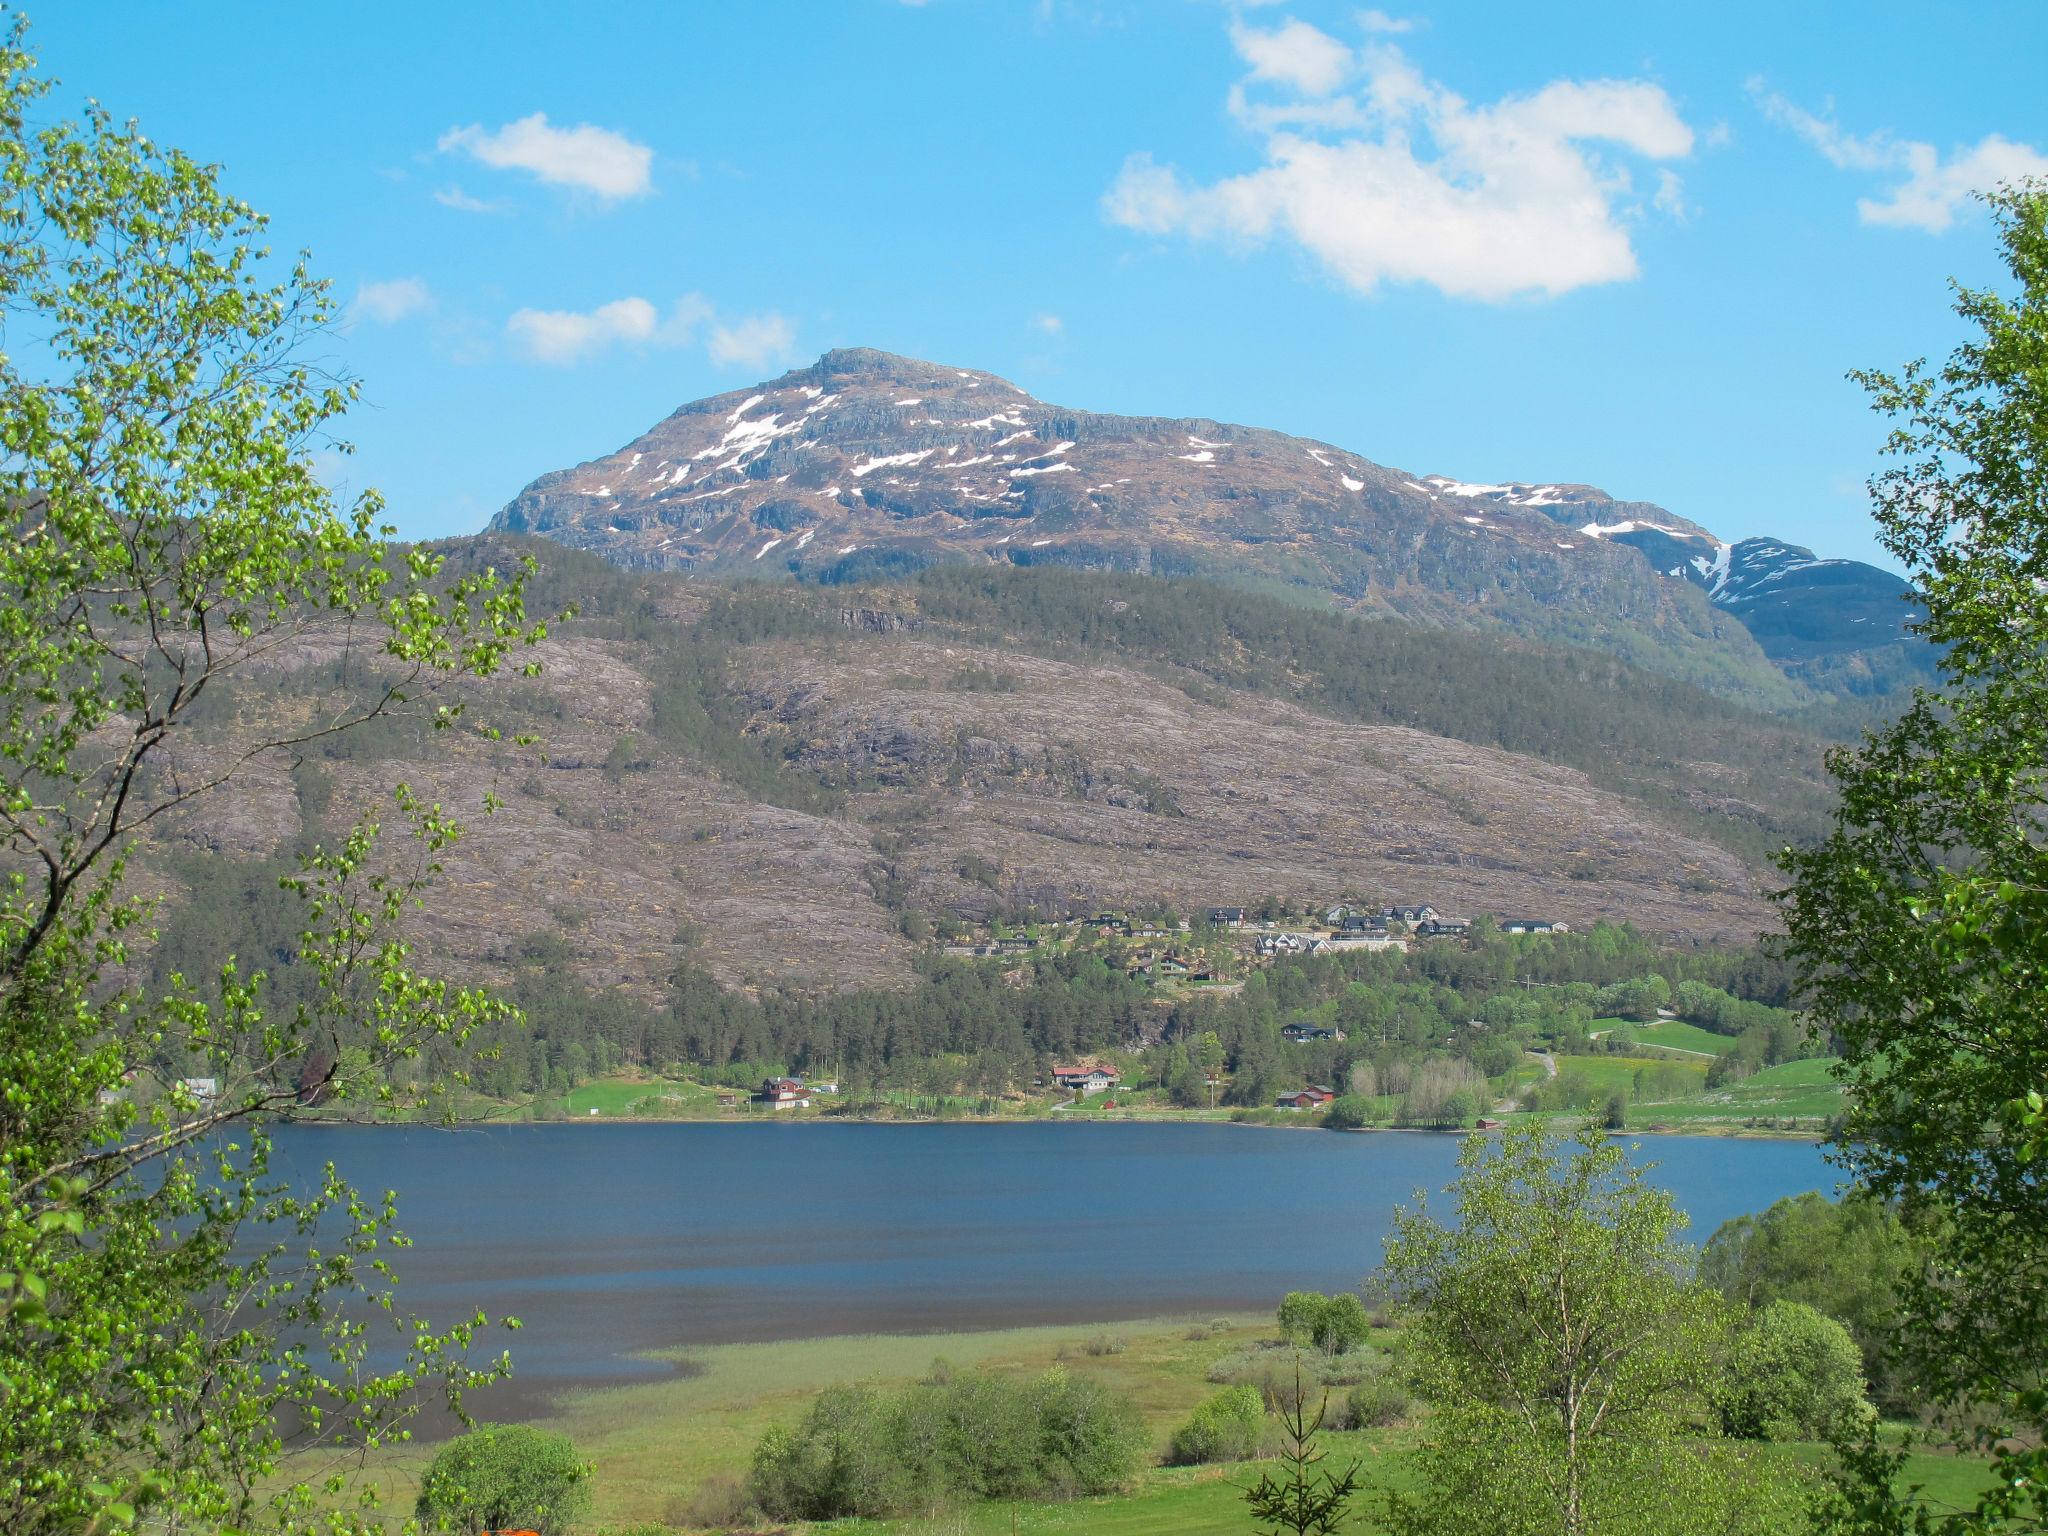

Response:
(1324, 905), (1354, 925)
(754, 1076), (811, 1109)
(180, 1077), (220, 1105)
(1476, 1117), (1507, 1130)
(1275, 1085), (1337, 1111)
(1207, 906), (1247, 928)
(1499, 918), (1570, 935)
(994, 936), (1039, 953)
(1339, 913), (1383, 934)
(1281, 1022), (1343, 1043)
(1051, 1062), (1121, 1096)
(1380, 904), (1440, 926)
(1321, 931), (1402, 952)
(1418, 917), (1471, 938)
(1255, 931), (1312, 956)
(1087, 913), (1132, 936)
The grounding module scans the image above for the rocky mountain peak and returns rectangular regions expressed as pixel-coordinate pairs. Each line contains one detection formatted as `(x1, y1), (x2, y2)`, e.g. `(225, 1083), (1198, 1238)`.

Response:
(489, 348), (1925, 697)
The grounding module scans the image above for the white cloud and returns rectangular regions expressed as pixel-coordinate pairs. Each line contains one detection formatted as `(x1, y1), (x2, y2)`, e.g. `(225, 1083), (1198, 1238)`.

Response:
(1230, 17), (1351, 98)
(1357, 9), (1413, 33)
(1032, 311), (1064, 333)
(438, 112), (654, 201)
(352, 276), (432, 324)
(707, 312), (797, 370)
(1753, 85), (2048, 233)
(1106, 36), (1694, 302)
(507, 297), (659, 364)
(434, 184), (504, 214)
(505, 293), (792, 369)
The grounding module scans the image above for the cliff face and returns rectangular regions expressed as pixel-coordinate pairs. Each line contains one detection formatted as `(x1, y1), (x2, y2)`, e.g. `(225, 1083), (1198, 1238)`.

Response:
(490, 348), (1922, 700)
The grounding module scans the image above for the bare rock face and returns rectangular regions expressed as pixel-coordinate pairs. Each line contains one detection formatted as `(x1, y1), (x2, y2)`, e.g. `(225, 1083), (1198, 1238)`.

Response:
(490, 348), (1923, 698)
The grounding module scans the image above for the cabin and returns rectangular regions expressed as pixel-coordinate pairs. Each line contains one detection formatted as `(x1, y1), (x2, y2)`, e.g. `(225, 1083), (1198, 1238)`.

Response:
(754, 1076), (811, 1109)
(1475, 1117), (1507, 1130)
(180, 1077), (220, 1105)
(1499, 919), (1570, 935)
(994, 936), (1039, 953)
(1418, 917), (1471, 938)
(1276, 1085), (1337, 1112)
(1207, 906), (1248, 928)
(1051, 1062), (1120, 1096)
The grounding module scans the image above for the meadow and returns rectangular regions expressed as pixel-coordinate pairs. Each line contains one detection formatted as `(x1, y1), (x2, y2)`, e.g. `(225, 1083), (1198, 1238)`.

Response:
(319, 1311), (1988, 1533)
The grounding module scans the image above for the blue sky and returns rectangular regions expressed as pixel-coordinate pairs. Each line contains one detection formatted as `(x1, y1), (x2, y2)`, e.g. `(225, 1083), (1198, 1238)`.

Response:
(46, 2), (2048, 567)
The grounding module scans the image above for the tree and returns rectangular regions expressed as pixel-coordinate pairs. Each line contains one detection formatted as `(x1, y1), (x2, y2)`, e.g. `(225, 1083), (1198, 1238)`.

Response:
(1275, 1290), (1370, 1355)
(1239, 1358), (1361, 1536)
(1778, 181), (2048, 1532)
(1699, 1191), (1918, 1409)
(1715, 1300), (1873, 1443)
(415, 1425), (591, 1536)
(1195, 1029), (1226, 1108)
(0, 28), (546, 1534)
(1376, 1123), (1785, 1536)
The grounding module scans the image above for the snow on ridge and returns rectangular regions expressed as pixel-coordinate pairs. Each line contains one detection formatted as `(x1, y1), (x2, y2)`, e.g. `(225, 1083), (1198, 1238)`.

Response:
(795, 529), (816, 550)
(851, 448), (933, 478)
(726, 394), (766, 424)
(754, 536), (784, 560)
(1341, 475), (1364, 492)
(1306, 448), (1333, 467)
(1188, 434), (1225, 449)
(1178, 449), (1215, 464)
(1011, 461), (1075, 477)
(895, 397), (924, 406)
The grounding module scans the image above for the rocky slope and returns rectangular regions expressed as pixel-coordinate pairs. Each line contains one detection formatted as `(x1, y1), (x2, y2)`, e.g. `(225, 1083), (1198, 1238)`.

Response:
(148, 548), (1826, 999)
(490, 348), (1923, 699)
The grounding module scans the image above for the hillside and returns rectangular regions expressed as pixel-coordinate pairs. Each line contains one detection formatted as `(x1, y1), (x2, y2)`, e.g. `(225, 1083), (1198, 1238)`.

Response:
(489, 348), (1926, 701)
(145, 543), (1839, 1001)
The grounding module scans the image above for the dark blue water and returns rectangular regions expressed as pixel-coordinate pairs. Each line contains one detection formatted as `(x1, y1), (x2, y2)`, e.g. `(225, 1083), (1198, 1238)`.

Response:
(273, 1123), (1833, 1411)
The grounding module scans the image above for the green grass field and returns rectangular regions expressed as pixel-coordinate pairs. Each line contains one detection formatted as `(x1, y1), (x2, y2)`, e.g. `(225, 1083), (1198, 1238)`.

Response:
(1632, 1019), (1742, 1055)
(1629, 1056), (1845, 1129)
(300, 1305), (1992, 1533)
(552, 1075), (729, 1117)
(1554, 1054), (1710, 1098)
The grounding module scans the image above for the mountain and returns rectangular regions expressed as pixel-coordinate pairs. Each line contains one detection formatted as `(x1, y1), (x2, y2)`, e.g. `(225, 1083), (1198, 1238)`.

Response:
(489, 348), (1925, 700)
(149, 546), (1845, 1000)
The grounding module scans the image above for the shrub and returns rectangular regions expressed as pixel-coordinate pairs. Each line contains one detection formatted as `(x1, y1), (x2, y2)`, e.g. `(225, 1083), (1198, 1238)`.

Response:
(1168, 1385), (1266, 1465)
(1345, 1367), (1413, 1428)
(1715, 1300), (1875, 1441)
(1276, 1290), (1371, 1355)
(1321, 1093), (1375, 1130)
(415, 1424), (591, 1536)
(747, 1367), (1143, 1520)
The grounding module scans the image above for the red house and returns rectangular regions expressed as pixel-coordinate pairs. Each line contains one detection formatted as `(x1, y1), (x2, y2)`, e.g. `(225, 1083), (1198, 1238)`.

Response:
(1276, 1086), (1337, 1112)
(754, 1076), (811, 1109)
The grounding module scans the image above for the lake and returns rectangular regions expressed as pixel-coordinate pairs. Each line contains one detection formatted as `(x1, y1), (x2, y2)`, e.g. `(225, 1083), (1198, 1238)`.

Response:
(273, 1122), (1834, 1415)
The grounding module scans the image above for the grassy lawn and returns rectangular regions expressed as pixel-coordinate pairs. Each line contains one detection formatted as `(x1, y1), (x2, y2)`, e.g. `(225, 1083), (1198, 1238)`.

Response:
(1555, 1054), (1709, 1097)
(1632, 1019), (1741, 1055)
(1630, 1057), (1845, 1129)
(552, 1075), (728, 1117)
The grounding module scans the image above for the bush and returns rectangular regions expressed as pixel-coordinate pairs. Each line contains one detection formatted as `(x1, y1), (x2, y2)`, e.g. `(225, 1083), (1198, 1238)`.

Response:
(415, 1424), (591, 1536)
(1168, 1385), (1266, 1465)
(1715, 1299), (1875, 1441)
(1345, 1365), (1413, 1428)
(1276, 1290), (1371, 1355)
(1321, 1093), (1375, 1130)
(747, 1367), (1144, 1520)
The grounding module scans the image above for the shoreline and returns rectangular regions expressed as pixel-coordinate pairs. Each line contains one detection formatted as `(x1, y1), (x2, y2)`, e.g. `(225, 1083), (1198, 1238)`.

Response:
(286, 1108), (1827, 1143)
